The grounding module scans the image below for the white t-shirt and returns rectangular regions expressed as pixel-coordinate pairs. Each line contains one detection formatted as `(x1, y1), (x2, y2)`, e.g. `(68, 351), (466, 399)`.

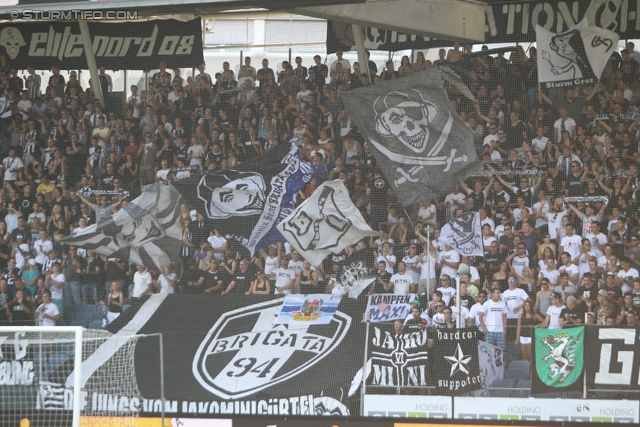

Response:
(417, 204), (437, 225)
(33, 238), (53, 265)
(532, 136), (549, 152)
(50, 273), (65, 300)
(376, 254), (396, 275)
(288, 260), (304, 275)
(546, 304), (566, 330)
(437, 286), (456, 306)
(188, 145), (204, 166)
(158, 273), (175, 294)
(402, 255), (421, 284)
(273, 267), (296, 295)
(511, 255), (530, 277)
(437, 249), (460, 279)
(264, 256), (279, 276)
(207, 235), (227, 261)
(547, 211), (566, 240)
(502, 287), (529, 319)
(468, 302), (484, 330)
(560, 234), (582, 260)
(36, 302), (59, 327)
(481, 299), (507, 332)
(539, 268), (559, 286)
(419, 253), (436, 281)
(3, 156), (23, 181)
(390, 272), (414, 295)
(15, 243), (29, 269)
(132, 270), (152, 298)
(557, 263), (579, 280)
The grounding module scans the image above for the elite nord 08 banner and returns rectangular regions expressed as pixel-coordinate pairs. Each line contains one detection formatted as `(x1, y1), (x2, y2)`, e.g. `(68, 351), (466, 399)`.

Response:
(0, 19), (203, 70)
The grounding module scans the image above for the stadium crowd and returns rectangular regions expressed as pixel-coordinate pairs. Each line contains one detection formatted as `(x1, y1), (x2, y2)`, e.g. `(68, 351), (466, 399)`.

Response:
(0, 41), (638, 363)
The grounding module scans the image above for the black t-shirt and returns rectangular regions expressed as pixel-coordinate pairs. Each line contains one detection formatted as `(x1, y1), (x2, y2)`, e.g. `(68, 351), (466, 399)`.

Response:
(9, 300), (32, 325)
(484, 251), (505, 273)
(231, 270), (253, 294)
(370, 176), (389, 207)
(183, 269), (204, 293)
(204, 270), (224, 293)
(578, 284), (598, 302)
(374, 271), (392, 293)
(560, 305), (585, 327)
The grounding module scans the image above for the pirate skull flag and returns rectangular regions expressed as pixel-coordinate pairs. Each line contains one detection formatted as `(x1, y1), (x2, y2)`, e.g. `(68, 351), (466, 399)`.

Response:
(340, 70), (481, 205)
(537, 19), (619, 91)
(277, 180), (378, 266)
(61, 183), (183, 270)
(173, 145), (312, 256)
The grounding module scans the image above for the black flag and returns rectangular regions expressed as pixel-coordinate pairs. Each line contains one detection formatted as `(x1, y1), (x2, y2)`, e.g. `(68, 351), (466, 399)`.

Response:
(172, 145), (312, 256)
(432, 328), (482, 396)
(340, 70), (481, 205)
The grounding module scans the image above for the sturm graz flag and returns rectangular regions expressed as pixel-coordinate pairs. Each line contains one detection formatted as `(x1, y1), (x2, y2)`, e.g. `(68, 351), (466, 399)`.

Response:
(173, 145), (311, 256)
(340, 70), (481, 205)
(432, 328), (482, 396)
(533, 326), (584, 395)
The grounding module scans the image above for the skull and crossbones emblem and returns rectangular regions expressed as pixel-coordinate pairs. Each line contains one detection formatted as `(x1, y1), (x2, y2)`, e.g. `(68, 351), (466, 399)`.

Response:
(371, 89), (468, 186)
(375, 91), (438, 153)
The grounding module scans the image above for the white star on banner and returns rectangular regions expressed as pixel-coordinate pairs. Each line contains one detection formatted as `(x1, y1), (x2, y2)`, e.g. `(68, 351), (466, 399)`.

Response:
(444, 343), (472, 376)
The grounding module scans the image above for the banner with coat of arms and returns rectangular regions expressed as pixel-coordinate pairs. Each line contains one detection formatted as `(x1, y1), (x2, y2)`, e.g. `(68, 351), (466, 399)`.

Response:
(533, 326), (585, 395)
(274, 294), (340, 326)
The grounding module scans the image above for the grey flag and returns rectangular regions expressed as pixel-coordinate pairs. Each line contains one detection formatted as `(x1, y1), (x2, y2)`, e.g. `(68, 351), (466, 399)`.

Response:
(61, 184), (183, 270)
(277, 180), (378, 266)
(439, 211), (484, 257)
(341, 70), (481, 206)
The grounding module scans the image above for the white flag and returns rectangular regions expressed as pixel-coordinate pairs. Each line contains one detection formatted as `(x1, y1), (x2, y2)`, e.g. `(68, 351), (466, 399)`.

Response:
(278, 180), (378, 266)
(537, 19), (619, 91)
(439, 211), (483, 257)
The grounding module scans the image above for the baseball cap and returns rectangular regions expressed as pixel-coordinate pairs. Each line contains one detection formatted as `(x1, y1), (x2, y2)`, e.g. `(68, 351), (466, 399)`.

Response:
(550, 291), (562, 299)
(606, 271), (615, 276)
(587, 312), (595, 317)
(598, 289), (609, 297)
(28, 259), (36, 266)
(412, 299), (421, 307)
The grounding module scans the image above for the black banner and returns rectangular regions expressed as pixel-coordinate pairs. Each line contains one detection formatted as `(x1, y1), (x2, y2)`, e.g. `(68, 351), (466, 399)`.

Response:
(432, 328), (482, 396)
(327, 0), (640, 53)
(0, 19), (203, 70)
(586, 326), (640, 391)
(113, 295), (365, 416)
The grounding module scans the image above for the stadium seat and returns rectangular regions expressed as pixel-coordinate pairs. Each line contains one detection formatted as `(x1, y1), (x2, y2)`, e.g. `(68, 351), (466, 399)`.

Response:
(515, 379), (532, 397)
(92, 312), (105, 321)
(69, 320), (86, 328)
(504, 369), (529, 380)
(88, 320), (103, 330)
(508, 360), (530, 374)
(122, 304), (131, 312)
(78, 305), (98, 314)
(75, 312), (94, 324)
(488, 379), (514, 397)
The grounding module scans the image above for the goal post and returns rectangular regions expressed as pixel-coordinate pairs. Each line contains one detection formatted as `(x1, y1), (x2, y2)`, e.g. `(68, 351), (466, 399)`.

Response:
(0, 326), (154, 427)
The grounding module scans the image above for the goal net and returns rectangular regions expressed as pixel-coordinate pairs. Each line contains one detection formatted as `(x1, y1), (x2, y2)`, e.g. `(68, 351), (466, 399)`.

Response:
(0, 326), (144, 427)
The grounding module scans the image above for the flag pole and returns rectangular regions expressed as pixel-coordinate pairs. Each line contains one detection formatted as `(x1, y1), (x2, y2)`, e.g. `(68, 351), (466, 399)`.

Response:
(455, 272), (462, 327)
(360, 301), (371, 415)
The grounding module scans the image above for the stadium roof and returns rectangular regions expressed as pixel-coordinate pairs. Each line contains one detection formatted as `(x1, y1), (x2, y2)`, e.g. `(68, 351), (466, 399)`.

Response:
(0, 0), (366, 21)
